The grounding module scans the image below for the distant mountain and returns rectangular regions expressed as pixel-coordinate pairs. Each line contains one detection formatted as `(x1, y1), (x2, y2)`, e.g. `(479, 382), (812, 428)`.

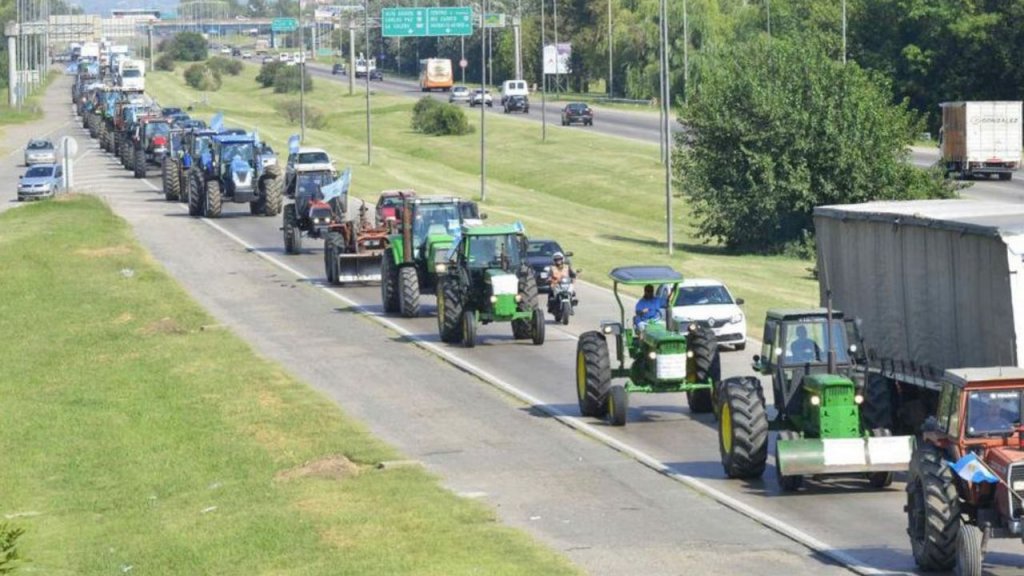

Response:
(73, 0), (177, 17)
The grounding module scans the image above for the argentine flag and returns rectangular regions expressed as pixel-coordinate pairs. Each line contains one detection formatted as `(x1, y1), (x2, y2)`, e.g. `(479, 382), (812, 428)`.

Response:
(288, 134), (301, 154)
(320, 168), (351, 204)
(949, 453), (999, 484)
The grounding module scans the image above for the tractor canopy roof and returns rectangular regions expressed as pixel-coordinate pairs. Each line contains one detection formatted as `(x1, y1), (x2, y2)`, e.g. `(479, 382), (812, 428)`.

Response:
(410, 195), (464, 205)
(608, 265), (683, 286)
(945, 367), (1024, 389)
(766, 308), (847, 321)
(295, 162), (334, 173)
(461, 223), (525, 237)
(213, 134), (255, 144)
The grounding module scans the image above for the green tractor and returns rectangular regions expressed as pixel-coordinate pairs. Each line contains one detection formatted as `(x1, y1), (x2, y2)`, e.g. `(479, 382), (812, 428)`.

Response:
(436, 223), (545, 347)
(716, 309), (914, 490)
(381, 195), (482, 317)
(575, 266), (721, 426)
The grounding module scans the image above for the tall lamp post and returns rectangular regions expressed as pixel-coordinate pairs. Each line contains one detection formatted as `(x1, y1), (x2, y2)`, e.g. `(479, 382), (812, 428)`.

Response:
(480, 0), (488, 200)
(299, 0), (306, 141)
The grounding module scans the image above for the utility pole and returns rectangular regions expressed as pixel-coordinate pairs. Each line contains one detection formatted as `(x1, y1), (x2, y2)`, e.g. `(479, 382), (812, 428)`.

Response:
(659, 0), (672, 255)
(607, 0), (612, 97)
(348, 20), (355, 95)
(841, 0), (847, 64)
(299, 0), (306, 141)
(540, 0), (546, 141)
(552, 0), (559, 94)
(682, 0), (688, 102)
(365, 0), (372, 165)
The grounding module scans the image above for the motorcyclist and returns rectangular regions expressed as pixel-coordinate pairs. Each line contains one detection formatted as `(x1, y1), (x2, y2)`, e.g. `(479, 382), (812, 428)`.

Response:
(547, 252), (579, 314)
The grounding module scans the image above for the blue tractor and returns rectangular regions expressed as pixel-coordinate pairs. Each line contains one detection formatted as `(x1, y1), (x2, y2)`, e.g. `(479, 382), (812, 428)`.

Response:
(186, 133), (283, 218)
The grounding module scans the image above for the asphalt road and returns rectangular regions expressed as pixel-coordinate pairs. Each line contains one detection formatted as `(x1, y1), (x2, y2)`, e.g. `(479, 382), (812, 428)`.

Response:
(910, 146), (1024, 203)
(16, 73), (1024, 574)
(9, 74), (859, 576)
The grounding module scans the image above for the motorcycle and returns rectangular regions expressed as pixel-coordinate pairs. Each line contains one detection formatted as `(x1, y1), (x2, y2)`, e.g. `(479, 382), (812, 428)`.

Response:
(546, 274), (579, 325)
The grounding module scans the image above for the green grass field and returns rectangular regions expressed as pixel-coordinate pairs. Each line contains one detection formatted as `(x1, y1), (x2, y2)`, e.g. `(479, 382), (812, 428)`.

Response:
(0, 195), (579, 575)
(144, 63), (818, 334)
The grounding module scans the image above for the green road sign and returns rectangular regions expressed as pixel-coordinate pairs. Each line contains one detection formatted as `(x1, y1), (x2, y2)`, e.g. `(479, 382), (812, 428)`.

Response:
(272, 18), (298, 32)
(381, 7), (473, 38)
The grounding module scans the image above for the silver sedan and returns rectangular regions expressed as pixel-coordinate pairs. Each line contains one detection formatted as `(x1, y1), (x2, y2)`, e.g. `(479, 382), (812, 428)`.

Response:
(24, 138), (56, 166)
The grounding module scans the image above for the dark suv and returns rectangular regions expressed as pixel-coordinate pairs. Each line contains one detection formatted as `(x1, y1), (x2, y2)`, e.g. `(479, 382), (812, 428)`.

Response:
(331, 63), (344, 75)
(503, 95), (529, 114)
(561, 102), (593, 126)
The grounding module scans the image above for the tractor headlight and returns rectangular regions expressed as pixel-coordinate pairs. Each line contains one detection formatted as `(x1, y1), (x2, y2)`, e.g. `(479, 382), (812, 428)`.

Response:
(515, 294), (522, 302)
(854, 394), (864, 405)
(688, 323), (697, 333)
(686, 351), (694, 358)
(434, 263), (446, 274)
(313, 217), (320, 224)
(809, 395), (821, 406)
(490, 295), (498, 303)
(648, 351), (657, 360)
(849, 344), (858, 354)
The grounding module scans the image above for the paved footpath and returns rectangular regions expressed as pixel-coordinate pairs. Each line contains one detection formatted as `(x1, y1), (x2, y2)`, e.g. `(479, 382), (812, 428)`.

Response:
(12, 73), (860, 576)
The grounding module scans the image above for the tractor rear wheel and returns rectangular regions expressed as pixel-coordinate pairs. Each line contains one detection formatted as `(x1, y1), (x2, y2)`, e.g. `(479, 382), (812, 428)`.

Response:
(687, 326), (720, 414)
(123, 145), (132, 169)
(204, 179), (223, 218)
(380, 256), (400, 314)
(608, 385), (628, 426)
(437, 279), (463, 344)
(775, 431), (804, 491)
(399, 266), (421, 317)
(519, 272), (539, 311)
(187, 174), (202, 217)
(531, 308), (545, 345)
(576, 331), (611, 417)
(907, 444), (959, 571)
(461, 310), (476, 348)
(133, 146), (146, 178)
(163, 158), (180, 201)
(718, 376), (768, 479)
(283, 204), (301, 254)
(862, 374), (895, 431)
(867, 428), (895, 488)
(956, 523), (983, 576)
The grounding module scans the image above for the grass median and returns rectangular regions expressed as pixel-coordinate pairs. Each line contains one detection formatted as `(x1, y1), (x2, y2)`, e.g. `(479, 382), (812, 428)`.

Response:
(0, 195), (579, 575)
(145, 64), (818, 334)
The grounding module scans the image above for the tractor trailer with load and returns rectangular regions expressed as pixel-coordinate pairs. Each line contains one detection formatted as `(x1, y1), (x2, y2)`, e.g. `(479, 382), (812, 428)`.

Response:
(939, 101), (1022, 180)
(814, 199), (1024, 435)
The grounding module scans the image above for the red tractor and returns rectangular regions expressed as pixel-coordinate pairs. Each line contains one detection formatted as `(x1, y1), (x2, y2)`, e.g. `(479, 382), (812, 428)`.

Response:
(906, 367), (1024, 576)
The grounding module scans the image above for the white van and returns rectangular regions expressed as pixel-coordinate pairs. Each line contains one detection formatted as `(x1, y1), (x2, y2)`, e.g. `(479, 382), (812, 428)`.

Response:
(501, 79), (529, 105)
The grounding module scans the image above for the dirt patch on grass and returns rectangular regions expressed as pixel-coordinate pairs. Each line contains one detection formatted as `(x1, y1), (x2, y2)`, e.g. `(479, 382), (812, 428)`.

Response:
(276, 455), (363, 482)
(75, 245), (133, 258)
(138, 317), (188, 335)
(113, 312), (134, 324)
(258, 390), (283, 411)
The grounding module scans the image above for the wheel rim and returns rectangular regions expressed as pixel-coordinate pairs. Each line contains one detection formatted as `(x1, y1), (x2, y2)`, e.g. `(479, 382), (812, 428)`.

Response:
(576, 351), (587, 402)
(721, 403), (733, 453)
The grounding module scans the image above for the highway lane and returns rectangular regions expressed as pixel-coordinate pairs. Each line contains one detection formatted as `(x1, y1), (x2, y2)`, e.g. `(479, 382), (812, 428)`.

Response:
(112, 171), (1024, 573)
(54, 89), (857, 575)
(910, 146), (1024, 203)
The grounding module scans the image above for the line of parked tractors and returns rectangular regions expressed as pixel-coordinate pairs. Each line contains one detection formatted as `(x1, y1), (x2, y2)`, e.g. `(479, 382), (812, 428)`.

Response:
(71, 69), (1020, 575)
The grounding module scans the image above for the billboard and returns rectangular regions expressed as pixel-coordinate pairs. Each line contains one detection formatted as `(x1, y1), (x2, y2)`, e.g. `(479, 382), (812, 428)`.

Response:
(543, 43), (571, 75)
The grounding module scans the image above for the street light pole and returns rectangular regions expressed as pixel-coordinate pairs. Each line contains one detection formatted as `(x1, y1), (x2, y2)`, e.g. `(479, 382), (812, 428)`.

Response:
(607, 0), (612, 98)
(659, 0), (672, 255)
(480, 0), (487, 201)
(365, 0), (372, 165)
(299, 0), (306, 141)
(540, 0), (546, 141)
(841, 0), (847, 64)
(552, 0), (559, 94)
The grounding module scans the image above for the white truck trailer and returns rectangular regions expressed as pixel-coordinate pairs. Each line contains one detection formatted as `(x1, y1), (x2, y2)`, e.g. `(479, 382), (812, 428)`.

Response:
(814, 199), (1024, 432)
(939, 101), (1022, 180)
(119, 59), (146, 92)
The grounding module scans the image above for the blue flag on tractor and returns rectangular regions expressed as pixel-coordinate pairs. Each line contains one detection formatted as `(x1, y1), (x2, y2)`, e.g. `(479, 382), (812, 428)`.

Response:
(210, 112), (224, 133)
(949, 453), (999, 484)
(288, 134), (301, 155)
(320, 168), (351, 204)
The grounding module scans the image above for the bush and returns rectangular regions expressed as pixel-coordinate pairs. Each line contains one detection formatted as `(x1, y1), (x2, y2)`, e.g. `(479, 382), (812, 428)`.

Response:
(272, 65), (312, 94)
(163, 31), (207, 62)
(155, 52), (175, 72)
(275, 101), (328, 130)
(183, 63), (222, 91)
(412, 98), (473, 136)
(207, 56), (243, 76)
(255, 61), (282, 88)
(0, 522), (25, 574)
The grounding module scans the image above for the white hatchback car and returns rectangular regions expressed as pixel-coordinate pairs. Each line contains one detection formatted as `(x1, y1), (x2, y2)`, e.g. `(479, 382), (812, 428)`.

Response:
(663, 278), (747, 350)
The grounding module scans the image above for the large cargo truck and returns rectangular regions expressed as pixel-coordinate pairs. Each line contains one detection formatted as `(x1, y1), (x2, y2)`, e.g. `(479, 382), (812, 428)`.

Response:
(418, 58), (453, 91)
(814, 199), (1024, 433)
(939, 101), (1022, 180)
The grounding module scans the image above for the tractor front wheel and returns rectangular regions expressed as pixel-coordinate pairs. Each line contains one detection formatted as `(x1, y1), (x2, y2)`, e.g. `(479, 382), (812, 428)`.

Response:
(380, 256), (400, 314)
(187, 175), (202, 217)
(461, 310), (476, 348)
(717, 376), (768, 479)
(956, 523), (983, 576)
(775, 431), (804, 492)
(283, 204), (301, 254)
(576, 331), (611, 417)
(906, 444), (960, 571)
(257, 168), (284, 216)
(204, 179), (223, 218)
(867, 428), (895, 488)
(133, 147), (146, 178)
(324, 233), (342, 285)
(399, 265), (421, 317)
(531, 308), (545, 345)
(163, 158), (180, 201)
(608, 385), (628, 426)
(437, 279), (464, 344)
(687, 326), (720, 414)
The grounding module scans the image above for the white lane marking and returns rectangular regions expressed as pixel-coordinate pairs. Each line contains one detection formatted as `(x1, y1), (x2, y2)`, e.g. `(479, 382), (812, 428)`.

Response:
(129, 179), (873, 575)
